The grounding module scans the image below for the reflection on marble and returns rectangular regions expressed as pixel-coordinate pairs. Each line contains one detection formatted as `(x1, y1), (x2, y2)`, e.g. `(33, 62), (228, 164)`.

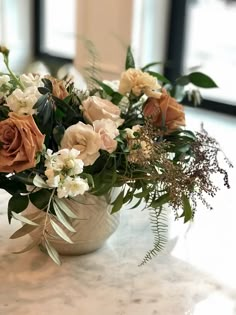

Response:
(0, 107), (236, 315)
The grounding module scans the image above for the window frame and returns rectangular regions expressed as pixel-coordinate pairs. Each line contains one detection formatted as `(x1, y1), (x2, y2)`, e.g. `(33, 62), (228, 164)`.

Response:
(33, 0), (73, 73)
(164, 0), (236, 115)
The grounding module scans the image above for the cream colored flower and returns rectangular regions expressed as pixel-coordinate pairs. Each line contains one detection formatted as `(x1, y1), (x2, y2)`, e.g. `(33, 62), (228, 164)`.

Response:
(60, 122), (101, 166)
(6, 86), (41, 115)
(93, 119), (119, 153)
(57, 176), (89, 199)
(81, 96), (124, 127)
(0, 75), (12, 98)
(20, 73), (43, 88)
(118, 68), (162, 98)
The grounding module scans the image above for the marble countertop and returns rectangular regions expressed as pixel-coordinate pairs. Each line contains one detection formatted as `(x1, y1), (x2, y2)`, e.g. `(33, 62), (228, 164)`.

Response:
(1, 108), (236, 315)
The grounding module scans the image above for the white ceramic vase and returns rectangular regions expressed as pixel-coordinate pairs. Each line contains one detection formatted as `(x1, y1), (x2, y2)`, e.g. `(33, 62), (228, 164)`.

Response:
(26, 191), (120, 255)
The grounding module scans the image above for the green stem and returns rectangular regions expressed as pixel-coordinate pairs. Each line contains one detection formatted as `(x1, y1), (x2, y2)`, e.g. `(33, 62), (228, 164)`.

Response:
(3, 55), (24, 90)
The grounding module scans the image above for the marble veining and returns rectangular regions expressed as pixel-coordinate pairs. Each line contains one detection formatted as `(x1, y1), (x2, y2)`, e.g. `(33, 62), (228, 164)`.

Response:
(0, 107), (236, 315)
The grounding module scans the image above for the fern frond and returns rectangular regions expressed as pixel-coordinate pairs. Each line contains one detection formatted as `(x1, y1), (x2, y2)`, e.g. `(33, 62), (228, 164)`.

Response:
(82, 39), (101, 89)
(139, 206), (168, 266)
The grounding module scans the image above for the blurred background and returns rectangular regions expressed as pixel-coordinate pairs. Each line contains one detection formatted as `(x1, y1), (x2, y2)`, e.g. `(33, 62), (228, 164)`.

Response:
(0, 0), (236, 115)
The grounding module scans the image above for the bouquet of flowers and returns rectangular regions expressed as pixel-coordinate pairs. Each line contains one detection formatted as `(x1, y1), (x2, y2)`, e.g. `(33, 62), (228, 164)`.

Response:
(0, 46), (231, 264)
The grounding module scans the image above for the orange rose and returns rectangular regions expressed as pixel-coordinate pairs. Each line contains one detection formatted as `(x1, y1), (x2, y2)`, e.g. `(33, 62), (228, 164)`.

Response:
(0, 113), (45, 173)
(143, 89), (185, 131)
(45, 76), (69, 99)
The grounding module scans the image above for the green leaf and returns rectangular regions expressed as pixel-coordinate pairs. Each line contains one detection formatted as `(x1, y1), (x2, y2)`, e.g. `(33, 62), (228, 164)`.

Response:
(53, 201), (76, 233)
(42, 78), (53, 92)
(180, 195), (193, 223)
(175, 75), (190, 86)
(33, 175), (49, 188)
(54, 196), (79, 219)
(8, 194), (29, 223)
(10, 223), (39, 239)
(141, 61), (162, 72)
(111, 190), (124, 214)
(38, 86), (50, 95)
(44, 239), (61, 265)
(53, 125), (65, 145)
(92, 78), (114, 96)
(150, 193), (170, 208)
(125, 46), (135, 69)
(0, 176), (27, 195)
(50, 219), (73, 244)
(29, 189), (52, 210)
(33, 94), (49, 110)
(11, 211), (39, 226)
(188, 72), (218, 88)
(111, 92), (123, 105)
(147, 71), (170, 84)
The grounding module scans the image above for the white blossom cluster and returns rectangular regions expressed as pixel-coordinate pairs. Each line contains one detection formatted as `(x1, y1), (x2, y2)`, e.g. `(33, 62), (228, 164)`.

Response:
(44, 148), (89, 198)
(6, 73), (43, 115)
(0, 74), (12, 99)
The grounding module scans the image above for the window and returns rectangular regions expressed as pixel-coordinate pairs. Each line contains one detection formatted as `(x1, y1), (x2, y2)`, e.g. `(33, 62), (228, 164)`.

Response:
(165, 0), (236, 115)
(34, 0), (76, 61)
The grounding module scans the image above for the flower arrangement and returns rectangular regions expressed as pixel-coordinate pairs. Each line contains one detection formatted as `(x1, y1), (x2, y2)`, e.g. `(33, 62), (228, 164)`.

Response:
(0, 46), (231, 265)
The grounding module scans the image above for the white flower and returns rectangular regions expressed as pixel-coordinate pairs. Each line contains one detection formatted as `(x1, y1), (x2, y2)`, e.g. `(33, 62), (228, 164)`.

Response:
(45, 169), (60, 188)
(0, 75), (10, 86)
(6, 86), (41, 115)
(45, 148), (84, 175)
(20, 73), (43, 88)
(57, 176), (89, 198)
(0, 75), (12, 98)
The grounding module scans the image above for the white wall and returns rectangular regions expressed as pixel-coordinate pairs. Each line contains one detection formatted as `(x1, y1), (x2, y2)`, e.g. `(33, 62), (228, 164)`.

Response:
(0, 0), (33, 73)
(74, 0), (170, 80)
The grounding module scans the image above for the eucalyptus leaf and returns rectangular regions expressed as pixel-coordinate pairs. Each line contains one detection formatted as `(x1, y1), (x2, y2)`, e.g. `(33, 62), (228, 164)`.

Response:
(54, 197), (79, 219)
(10, 223), (40, 239)
(53, 201), (76, 232)
(44, 238), (61, 265)
(33, 175), (49, 188)
(50, 219), (73, 243)
(11, 211), (39, 226)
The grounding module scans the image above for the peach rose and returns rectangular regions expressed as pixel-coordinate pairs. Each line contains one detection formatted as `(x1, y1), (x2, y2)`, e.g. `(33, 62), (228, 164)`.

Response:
(118, 68), (162, 98)
(45, 76), (69, 99)
(93, 119), (119, 153)
(143, 89), (185, 131)
(60, 122), (101, 166)
(0, 113), (45, 173)
(81, 96), (124, 127)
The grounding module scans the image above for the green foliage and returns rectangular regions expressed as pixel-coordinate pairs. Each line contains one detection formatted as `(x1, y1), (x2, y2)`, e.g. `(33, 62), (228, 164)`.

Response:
(125, 46), (135, 69)
(139, 206), (168, 266)
(8, 194), (29, 223)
